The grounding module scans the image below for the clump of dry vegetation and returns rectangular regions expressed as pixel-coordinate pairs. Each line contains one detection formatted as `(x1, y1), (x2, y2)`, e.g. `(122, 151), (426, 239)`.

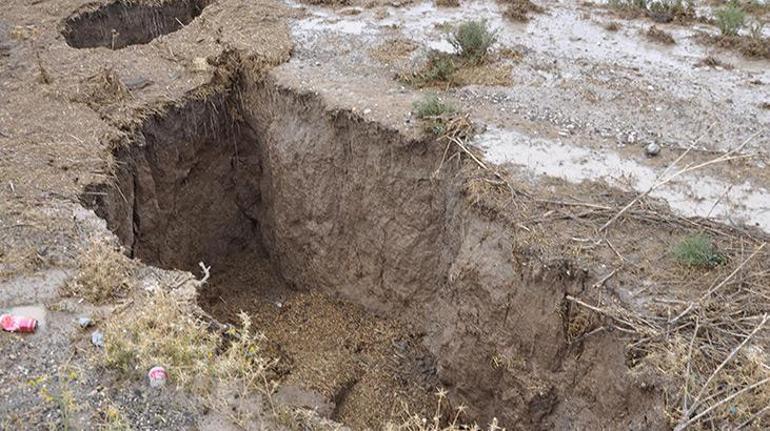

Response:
(300, 0), (351, 6)
(695, 55), (734, 69)
(608, 0), (695, 23)
(66, 238), (134, 304)
(435, 0), (460, 7)
(646, 25), (677, 44)
(370, 38), (419, 64)
(401, 51), (459, 87)
(605, 21), (623, 31)
(385, 389), (504, 431)
(699, 20), (770, 59)
(101, 287), (278, 427)
(567, 236), (770, 429)
(400, 20), (512, 88)
(499, 0), (545, 22)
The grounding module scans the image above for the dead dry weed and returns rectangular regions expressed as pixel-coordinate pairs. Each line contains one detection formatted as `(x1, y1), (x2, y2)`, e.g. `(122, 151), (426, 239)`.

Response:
(385, 389), (504, 431)
(370, 38), (419, 64)
(101, 286), (279, 427)
(67, 238), (134, 304)
(499, 0), (545, 22)
(646, 25), (676, 44)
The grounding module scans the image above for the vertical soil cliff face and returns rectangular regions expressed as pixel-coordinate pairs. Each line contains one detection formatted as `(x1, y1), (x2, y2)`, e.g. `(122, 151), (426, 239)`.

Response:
(82, 64), (665, 429)
(62, 0), (213, 49)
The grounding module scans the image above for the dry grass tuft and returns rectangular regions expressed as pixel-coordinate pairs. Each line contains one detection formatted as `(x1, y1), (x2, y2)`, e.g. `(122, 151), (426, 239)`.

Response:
(299, 0), (351, 6)
(646, 25), (676, 44)
(67, 239), (134, 304)
(400, 51), (458, 88)
(607, 0), (695, 23)
(604, 21), (622, 31)
(435, 0), (460, 7)
(102, 288), (219, 385)
(710, 33), (770, 59)
(695, 55), (734, 69)
(500, 0), (544, 22)
(101, 288), (278, 427)
(385, 389), (504, 431)
(77, 69), (131, 108)
(370, 38), (419, 64)
(453, 63), (512, 86)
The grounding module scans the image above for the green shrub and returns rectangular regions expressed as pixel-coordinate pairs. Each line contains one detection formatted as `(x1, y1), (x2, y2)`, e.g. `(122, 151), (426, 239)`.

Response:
(413, 94), (456, 135)
(449, 20), (498, 63)
(421, 52), (457, 83)
(715, 1), (746, 36)
(413, 93), (455, 119)
(673, 234), (726, 268)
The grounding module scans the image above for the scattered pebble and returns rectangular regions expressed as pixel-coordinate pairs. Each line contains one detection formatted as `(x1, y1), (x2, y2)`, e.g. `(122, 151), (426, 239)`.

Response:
(91, 330), (104, 348)
(78, 317), (93, 329)
(363, 108), (372, 115)
(645, 142), (661, 157)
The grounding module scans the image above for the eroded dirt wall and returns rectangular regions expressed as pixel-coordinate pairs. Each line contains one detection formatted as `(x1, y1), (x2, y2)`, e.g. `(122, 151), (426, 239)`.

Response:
(62, 0), (213, 49)
(85, 89), (267, 270)
(84, 66), (666, 428)
(234, 70), (666, 429)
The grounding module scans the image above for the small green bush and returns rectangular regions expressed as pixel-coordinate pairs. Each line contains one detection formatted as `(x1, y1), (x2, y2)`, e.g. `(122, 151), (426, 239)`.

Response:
(449, 20), (498, 63)
(715, 1), (746, 36)
(673, 234), (726, 268)
(422, 52), (457, 83)
(413, 93), (455, 119)
(413, 94), (456, 135)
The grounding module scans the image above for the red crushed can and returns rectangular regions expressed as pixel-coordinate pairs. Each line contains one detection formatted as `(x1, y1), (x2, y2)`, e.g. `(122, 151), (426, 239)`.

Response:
(1, 314), (38, 333)
(148, 366), (168, 387)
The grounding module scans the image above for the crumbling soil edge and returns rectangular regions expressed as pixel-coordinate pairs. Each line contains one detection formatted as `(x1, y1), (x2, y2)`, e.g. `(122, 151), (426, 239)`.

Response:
(61, 0), (214, 49)
(80, 53), (667, 429)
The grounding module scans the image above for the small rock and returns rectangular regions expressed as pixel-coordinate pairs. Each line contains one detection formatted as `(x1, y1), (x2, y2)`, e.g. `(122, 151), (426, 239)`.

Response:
(78, 317), (93, 329)
(645, 142), (661, 157)
(91, 330), (104, 348)
(363, 108), (372, 115)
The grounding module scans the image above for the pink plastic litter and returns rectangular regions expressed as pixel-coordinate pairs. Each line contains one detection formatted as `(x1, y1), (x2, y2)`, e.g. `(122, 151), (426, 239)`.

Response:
(1, 314), (38, 333)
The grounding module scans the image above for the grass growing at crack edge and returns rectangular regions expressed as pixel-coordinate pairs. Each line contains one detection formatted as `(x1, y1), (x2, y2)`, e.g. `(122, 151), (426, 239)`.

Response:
(413, 93), (457, 135)
(449, 20), (499, 64)
(66, 238), (135, 304)
(672, 234), (726, 268)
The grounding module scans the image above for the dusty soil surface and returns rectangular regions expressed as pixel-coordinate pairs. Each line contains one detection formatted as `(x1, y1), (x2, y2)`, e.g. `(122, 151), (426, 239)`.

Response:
(1, 0), (769, 429)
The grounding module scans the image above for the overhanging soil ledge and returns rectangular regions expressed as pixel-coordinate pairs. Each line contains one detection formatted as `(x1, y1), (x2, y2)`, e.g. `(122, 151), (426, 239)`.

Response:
(81, 56), (666, 429)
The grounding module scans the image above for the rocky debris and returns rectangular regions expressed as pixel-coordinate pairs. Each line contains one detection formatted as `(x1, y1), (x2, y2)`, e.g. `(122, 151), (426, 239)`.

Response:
(645, 142), (661, 157)
(78, 316), (94, 328)
(91, 330), (104, 348)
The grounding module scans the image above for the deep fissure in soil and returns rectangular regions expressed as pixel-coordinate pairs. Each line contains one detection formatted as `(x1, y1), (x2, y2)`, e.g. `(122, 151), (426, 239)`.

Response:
(83, 64), (667, 429)
(62, 0), (212, 49)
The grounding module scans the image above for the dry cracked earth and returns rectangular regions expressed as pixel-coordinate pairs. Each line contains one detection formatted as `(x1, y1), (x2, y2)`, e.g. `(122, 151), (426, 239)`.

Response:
(1, 0), (770, 429)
